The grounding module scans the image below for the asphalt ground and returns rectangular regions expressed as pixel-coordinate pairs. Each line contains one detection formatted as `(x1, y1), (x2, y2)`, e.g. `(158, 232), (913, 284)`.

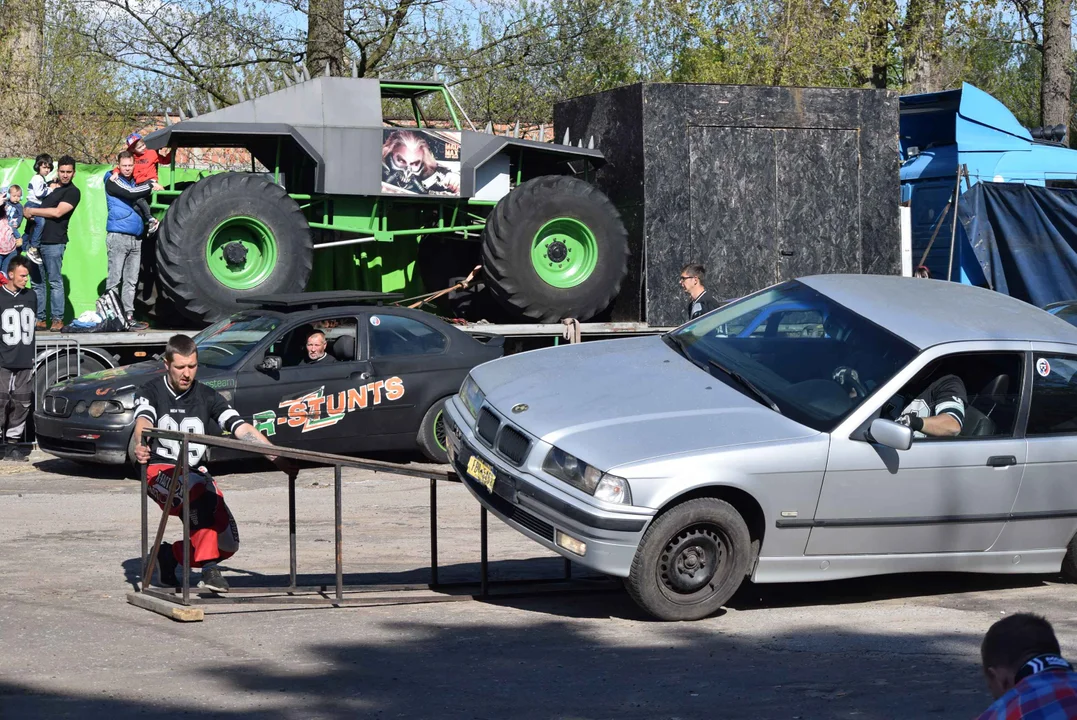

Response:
(2, 450), (1076, 719)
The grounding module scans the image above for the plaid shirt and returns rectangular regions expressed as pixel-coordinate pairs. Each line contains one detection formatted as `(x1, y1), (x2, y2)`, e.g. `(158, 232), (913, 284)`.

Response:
(976, 670), (1077, 720)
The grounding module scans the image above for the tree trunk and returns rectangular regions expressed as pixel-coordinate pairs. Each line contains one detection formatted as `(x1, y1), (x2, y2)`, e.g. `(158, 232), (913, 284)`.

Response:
(307, 0), (345, 77)
(0, 2), (43, 156)
(870, 15), (890, 89)
(1041, 0), (1072, 138)
(902, 0), (945, 92)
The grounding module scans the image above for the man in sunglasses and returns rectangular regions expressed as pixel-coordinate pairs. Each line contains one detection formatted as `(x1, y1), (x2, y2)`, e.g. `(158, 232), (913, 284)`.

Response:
(680, 263), (720, 321)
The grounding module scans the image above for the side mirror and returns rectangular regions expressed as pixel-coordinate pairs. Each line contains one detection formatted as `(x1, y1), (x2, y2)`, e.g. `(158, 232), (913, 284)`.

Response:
(258, 355), (282, 372)
(867, 418), (912, 451)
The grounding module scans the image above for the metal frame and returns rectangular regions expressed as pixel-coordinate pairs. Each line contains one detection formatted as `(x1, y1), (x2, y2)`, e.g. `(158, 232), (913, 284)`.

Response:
(134, 429), (606, 611)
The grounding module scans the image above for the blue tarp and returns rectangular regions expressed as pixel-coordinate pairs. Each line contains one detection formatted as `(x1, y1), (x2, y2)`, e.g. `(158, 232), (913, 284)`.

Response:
(959, 182), (1077, 306)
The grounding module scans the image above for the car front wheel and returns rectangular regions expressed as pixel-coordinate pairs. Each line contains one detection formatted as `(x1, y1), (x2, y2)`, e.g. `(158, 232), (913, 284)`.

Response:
(416, 397), (451, 464)
(625, 497), (751, 621)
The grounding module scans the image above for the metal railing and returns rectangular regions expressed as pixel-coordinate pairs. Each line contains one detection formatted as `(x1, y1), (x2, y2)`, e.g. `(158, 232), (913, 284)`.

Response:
(134, 429), (595, 611)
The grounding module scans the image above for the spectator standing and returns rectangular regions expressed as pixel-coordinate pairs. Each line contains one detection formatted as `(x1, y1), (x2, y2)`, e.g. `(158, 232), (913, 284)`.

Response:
(0, 258), (37, 461)
(0, 202), (17, 274)
(23, 156), (80, 332)
(977, 613), (1077, 719)
(23, 154), (53, 266)
(0, 185), (23, 272)
(680, 263), (721, 321)
(104, 151), (154, 324)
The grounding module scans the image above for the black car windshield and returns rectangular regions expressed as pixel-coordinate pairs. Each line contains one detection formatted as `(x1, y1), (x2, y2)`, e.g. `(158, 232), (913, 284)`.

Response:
(193, 313), (282, 368)
(667, 280), (917, 432)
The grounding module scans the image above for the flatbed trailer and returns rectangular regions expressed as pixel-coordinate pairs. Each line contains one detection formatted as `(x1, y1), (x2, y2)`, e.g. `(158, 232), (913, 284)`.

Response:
(31, 321), (672, 417)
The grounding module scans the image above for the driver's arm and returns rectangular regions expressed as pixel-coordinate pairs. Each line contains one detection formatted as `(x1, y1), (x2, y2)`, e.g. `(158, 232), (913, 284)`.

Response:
(920, 414), (961, 437)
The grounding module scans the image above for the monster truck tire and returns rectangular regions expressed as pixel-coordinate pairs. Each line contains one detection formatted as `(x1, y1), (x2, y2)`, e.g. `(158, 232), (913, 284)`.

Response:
(156, 173), (313, 324)
(481, 175), (628, 322)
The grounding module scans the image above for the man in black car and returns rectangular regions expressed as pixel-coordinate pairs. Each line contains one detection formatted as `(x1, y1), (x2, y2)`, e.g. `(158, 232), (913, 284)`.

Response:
(895, 374), (966, 438)
(302, 329), (336, 364)
(134, 334), (294, 592)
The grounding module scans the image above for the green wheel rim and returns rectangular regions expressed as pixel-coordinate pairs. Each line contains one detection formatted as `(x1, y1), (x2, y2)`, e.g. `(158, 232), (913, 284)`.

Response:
(433, 409), (447, 452)
(205, 216), (278, 290)
(530, 218), (599, 288)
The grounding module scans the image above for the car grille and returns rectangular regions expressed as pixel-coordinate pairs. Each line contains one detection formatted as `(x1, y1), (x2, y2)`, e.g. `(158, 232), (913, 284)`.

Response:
(509, 505), (555, 541)
(476, 408), (499, 445)
(43, 394), (70, 418)
(474, 406), (532, 466)
(497, 426), (530, 466)
(460, 470), (554, 542)
(37, 435), (95, 455)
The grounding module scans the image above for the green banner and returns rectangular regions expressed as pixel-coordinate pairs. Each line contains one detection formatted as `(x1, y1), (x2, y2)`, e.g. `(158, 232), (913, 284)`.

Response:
(0, 158), (209, 321)
(0, 158), (426, 323)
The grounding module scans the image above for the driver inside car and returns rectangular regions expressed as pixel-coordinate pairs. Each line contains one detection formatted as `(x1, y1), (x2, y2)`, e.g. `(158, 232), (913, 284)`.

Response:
(891, 374), (967, 438)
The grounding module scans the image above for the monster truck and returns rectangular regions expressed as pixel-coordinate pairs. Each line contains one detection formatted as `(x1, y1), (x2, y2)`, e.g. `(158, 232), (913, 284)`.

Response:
(142, 78), (629, 326)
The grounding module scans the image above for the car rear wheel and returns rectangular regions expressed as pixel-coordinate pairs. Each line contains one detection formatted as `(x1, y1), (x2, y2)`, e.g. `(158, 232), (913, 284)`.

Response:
(417, 397), (451, 464)
(1062, 533), (1077, 582)
(625, 498), (751, 621)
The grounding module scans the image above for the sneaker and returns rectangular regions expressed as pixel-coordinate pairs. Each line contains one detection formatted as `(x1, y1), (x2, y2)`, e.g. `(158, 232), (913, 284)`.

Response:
(25, 247), (41, 265)
(157, 542), (178, 587)
(198, 565), (230, 593)
(34, 320), (46, 331)
(4, 444), (28, 462)
(49, 320), (63, 332)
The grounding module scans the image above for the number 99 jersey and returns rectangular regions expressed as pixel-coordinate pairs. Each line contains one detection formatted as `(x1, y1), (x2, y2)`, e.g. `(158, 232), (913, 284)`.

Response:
(0, 285), (38, 370)
(133, 376), (246, 466)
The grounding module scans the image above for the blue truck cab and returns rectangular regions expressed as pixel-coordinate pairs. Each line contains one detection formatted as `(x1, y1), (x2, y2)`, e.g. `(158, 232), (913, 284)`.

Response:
(900, 83), (1077, 283)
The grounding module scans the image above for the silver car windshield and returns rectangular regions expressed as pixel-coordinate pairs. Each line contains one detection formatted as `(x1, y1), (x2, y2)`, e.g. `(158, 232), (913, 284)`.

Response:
(667, 281), (917, 432)
(193, 313), (283, 368)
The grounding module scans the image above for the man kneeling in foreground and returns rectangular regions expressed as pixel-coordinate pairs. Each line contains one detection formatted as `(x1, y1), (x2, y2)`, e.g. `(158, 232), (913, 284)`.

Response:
(134, 334), (294, 592)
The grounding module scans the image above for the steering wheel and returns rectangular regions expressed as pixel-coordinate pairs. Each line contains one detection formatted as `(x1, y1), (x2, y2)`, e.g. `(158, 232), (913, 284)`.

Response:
(832, 365), (869, 399)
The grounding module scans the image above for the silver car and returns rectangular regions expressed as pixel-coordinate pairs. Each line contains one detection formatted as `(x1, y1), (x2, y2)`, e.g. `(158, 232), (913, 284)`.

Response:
(443, 275), (1077, 620)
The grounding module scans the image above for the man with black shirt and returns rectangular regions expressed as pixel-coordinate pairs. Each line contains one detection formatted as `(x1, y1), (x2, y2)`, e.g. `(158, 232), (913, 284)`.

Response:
(302, 330), (336, 364)
(23, 156), (80, 332)
(134, 334), (293, 592)
(0, 258), (37, 461)
(895, 374), (966, 437)
(681, 263), (721, 321)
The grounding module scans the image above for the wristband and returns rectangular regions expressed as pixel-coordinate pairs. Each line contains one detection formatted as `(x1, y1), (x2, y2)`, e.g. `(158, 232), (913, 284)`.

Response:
(906, 414), (924, 432)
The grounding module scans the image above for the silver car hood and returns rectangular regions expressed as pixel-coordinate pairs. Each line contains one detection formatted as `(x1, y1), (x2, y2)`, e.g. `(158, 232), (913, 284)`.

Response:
(472, 336), (819, 470)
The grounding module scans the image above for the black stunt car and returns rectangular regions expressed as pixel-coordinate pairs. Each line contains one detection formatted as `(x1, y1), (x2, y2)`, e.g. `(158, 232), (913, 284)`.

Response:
(35, 293), (504, 465)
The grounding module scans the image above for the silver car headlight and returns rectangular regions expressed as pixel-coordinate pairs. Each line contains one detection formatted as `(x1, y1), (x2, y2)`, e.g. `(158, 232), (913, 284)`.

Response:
(458, 375), (485, 420)
(543, 446), (632, 505)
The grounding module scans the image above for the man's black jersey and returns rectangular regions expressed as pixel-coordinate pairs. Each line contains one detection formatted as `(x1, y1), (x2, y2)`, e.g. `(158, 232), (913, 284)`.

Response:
(134, 376), (245, 466)
(0, 285), (37, 370)
(899, 374), (967, 437)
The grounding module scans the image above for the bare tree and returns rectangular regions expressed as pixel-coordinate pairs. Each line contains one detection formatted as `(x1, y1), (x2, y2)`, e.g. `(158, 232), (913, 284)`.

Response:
(903, 0), (946, 92)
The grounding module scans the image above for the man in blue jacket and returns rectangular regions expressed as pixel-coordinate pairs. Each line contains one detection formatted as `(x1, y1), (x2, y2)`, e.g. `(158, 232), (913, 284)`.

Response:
(104, 151), (159, 325)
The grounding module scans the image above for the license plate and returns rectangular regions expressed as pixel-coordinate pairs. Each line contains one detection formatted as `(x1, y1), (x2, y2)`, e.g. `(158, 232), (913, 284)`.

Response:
(466, 454), (496, 493)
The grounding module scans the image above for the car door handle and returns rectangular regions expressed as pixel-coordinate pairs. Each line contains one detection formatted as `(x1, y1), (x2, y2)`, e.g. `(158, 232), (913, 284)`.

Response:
(987, 455), (1017, 468)
(351, 371), (372, 381)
